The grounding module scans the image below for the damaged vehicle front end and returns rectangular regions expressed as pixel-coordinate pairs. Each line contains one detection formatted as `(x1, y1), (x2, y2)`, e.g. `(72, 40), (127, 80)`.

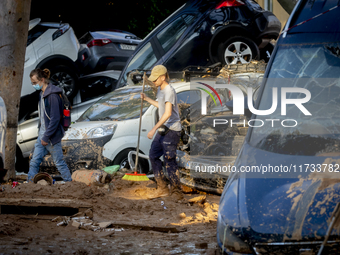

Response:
(40, 86), (157, 175)
(40, 78), (203, 176)
(177, 62), (266, 195)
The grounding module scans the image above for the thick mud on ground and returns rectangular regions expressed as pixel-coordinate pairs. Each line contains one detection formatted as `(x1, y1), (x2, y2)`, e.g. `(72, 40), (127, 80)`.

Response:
(0, 179), (221, 254)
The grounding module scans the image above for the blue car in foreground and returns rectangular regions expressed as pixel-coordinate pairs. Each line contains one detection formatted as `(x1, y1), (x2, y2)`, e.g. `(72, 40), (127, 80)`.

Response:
(217, 0), (340, 254)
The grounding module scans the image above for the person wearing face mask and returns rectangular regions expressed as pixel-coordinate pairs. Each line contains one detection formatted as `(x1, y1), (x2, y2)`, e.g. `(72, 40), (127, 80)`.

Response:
(27, 68), (72, 183)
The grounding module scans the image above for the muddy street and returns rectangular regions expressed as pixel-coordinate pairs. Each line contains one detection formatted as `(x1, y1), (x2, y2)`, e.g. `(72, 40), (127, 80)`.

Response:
(0, 179), (221, 255)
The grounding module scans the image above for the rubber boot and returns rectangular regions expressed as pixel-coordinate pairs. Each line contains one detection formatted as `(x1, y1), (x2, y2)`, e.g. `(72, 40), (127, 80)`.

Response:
(145, 178), (170, 199)
(169, 185), (184, 200)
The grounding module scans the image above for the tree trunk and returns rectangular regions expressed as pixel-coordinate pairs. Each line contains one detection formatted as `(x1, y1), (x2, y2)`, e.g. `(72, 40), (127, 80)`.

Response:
(0, 0), (31, 181)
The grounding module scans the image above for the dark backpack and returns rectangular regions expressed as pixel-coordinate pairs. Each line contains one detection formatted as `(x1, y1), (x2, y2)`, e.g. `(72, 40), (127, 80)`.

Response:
(43, 92), (71, 131)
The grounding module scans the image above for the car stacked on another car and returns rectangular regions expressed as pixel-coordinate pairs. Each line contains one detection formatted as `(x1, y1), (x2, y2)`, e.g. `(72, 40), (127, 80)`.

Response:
(79, 30), (141, 73)
(116, 0), (281, 88)
(217, 0), (340, 253)
(23, 18), (90, 100)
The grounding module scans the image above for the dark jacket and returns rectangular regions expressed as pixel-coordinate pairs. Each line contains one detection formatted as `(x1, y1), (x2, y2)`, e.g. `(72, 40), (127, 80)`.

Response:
(38, 84), (64, 145)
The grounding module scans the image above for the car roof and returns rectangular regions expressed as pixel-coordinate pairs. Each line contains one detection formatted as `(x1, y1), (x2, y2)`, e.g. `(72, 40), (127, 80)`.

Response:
(286, 0), (340, 35)
(90, 31), (142, 42)
(29, 18), (69, 31)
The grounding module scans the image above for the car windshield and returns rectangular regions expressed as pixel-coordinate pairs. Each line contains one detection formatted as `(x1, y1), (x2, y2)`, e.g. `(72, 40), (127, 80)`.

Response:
(77, 86), (156, 122)
(118, 42), (157, 87)
(249, 43), (340, 156)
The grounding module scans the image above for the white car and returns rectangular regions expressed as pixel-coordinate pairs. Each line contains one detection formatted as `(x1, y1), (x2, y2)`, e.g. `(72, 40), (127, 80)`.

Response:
(39, 80), (204, 174)
(16, 71), (120, 173)
(22, 18), (90, 99)
(0, 96), (7, 171)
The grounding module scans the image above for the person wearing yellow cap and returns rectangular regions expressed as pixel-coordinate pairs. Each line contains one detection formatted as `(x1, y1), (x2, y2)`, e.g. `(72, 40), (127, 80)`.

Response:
(141, 65), (183, 200)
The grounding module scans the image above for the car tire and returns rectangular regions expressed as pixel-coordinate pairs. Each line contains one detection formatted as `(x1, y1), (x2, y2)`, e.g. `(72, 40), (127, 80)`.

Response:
(16, 147), (29, 173)
(218, 36), (259, 65)
(113, 149), (148, 174)
(259, 42), (275, 63)
(48, 65), (78, 100)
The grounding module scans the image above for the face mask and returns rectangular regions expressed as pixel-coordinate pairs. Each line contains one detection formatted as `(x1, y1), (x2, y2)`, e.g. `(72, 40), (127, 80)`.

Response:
(33, 84), (43, 90)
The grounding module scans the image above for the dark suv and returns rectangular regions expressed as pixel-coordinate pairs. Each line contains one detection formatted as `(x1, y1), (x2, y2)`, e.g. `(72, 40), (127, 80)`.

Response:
(217, 0), (340, 254)
(117, 0), (281, 87)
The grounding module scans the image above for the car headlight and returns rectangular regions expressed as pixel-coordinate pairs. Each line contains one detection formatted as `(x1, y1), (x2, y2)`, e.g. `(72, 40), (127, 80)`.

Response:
(83, 124), (117, 139)
(217, 213), (253, 254)
(217, 179), (253, 254)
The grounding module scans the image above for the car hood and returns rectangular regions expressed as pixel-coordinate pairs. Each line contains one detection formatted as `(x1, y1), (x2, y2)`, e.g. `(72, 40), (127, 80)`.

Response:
(63, 121), (118, 140)
(225, 142), (340, 244)
(79, 70), (121, 81)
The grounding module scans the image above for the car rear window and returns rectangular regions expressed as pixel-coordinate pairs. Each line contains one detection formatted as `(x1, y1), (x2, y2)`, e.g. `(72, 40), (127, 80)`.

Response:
(249, 43), (340, 156)
(27, 25), (50, 46)
(78, 32), (94, 44)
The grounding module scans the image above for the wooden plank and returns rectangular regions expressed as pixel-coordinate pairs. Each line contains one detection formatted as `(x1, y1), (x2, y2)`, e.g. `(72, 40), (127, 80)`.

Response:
(0, 198), (92, 209)
(109, 222), (187, 233)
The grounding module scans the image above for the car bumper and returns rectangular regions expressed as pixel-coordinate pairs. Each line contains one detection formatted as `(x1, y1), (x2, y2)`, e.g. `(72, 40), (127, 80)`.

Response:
(177, 150), (236, 195)
(88, 46), (134, 72)
(40, 135), (113, 176)
(255, 11), (281, 45)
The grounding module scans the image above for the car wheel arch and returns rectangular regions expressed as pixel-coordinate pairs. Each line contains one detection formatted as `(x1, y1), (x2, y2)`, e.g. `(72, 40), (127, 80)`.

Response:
(37, 56), (79, 100)
(209, 25), (257, 63)
(113, 148), (147, 162)
(112, 148), (149, 173)
(36, 55), (79, 76)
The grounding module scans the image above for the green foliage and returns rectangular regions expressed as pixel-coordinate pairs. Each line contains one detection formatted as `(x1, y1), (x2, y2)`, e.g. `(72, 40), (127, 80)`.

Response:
(30, 0), (187, 39)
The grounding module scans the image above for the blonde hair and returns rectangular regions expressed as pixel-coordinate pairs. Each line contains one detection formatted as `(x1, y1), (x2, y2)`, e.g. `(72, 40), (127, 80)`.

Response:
(30, 68), (51, 83)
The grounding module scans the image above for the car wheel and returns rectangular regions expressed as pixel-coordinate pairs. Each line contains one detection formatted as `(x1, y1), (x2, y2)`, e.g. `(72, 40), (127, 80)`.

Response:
(48, 65), (78, 100)
(218, 36), (259, 65)
(113, 149), (148, 174)
(16, 147), (29, 173)
(259, 42), (275, 63)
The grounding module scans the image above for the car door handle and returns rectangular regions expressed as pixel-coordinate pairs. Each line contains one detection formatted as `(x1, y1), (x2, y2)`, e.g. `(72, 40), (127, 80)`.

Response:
(25, 58), (30, 63)
(142, 129), (147, 132)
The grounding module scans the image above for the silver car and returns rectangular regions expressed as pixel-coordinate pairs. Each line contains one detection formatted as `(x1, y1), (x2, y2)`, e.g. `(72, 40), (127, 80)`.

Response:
(79, 30), (141, 73)
(0, 96), (6, 171)
(16, 71), (120, 172)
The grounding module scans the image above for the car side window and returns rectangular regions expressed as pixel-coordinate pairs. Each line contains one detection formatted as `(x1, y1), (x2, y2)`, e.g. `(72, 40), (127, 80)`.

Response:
(79, 77), (117, 102)
(182, 14), (196, 26)
(177, 90), (201, 120)
(27, 25), (49, 46)
(177, 90), (200, 104)
(157, 14), (195, 53)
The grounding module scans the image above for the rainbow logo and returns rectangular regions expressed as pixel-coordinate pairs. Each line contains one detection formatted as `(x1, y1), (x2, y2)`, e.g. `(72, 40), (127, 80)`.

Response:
(196, 82), (222, 106)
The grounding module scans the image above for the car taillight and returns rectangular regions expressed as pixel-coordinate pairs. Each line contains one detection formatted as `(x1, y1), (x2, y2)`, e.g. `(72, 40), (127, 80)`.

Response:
(87, 39), (112, 48)
(215, 0), (244, 8)
(52, 24), (70, 40)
